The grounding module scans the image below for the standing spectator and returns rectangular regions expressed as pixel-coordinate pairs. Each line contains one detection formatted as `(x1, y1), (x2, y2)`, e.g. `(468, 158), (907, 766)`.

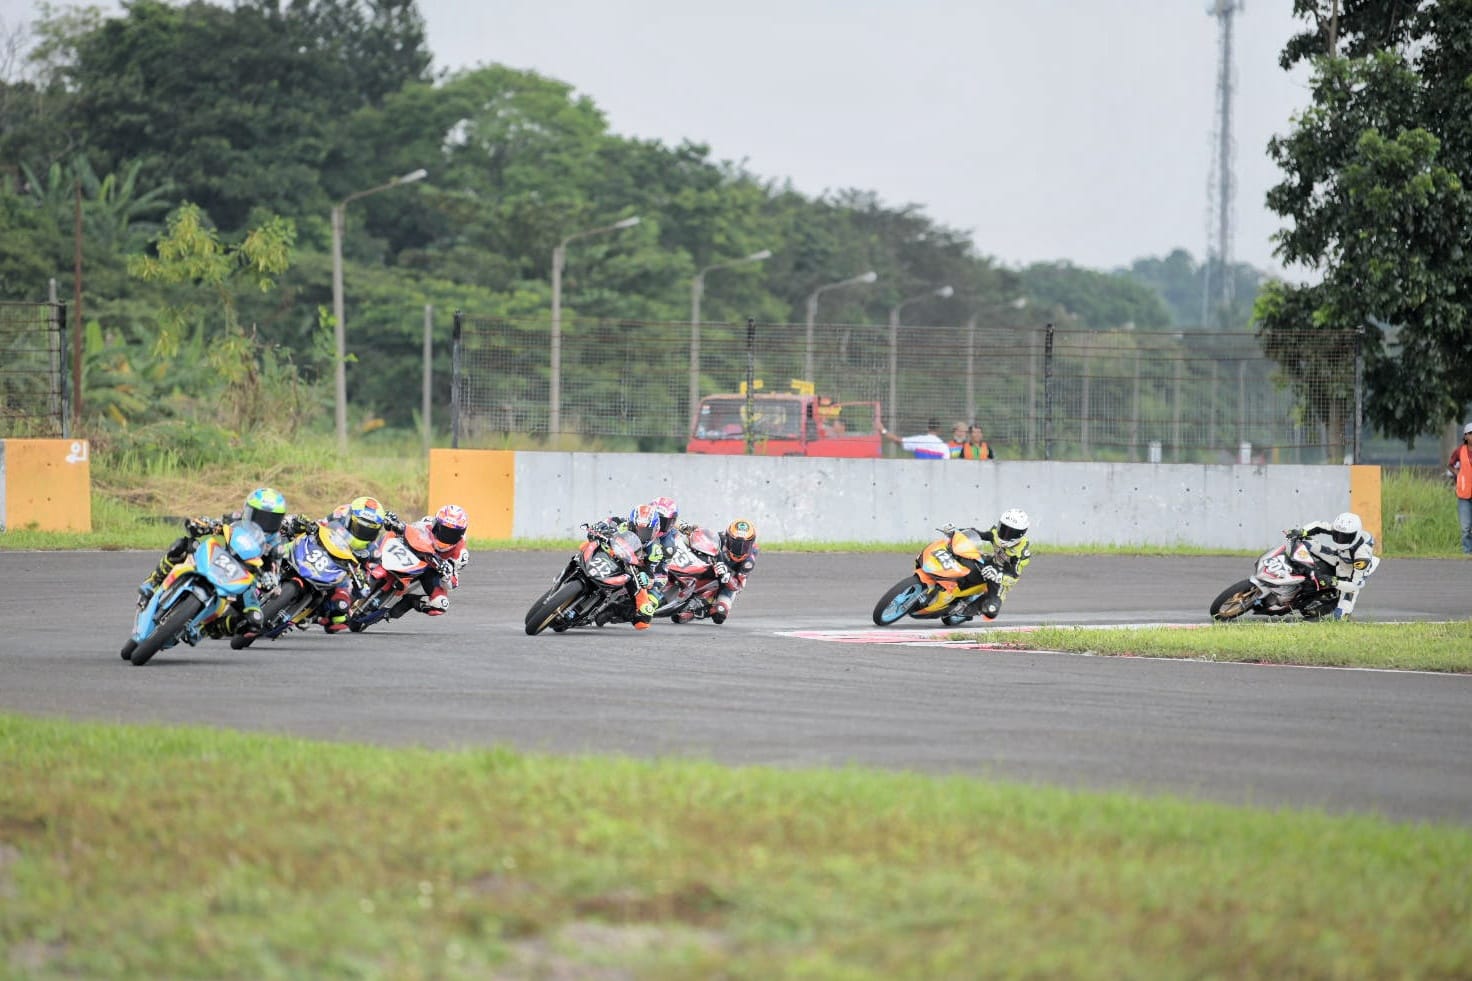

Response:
(947, 420), (968, 457)
(1447, 423), (1472, 554)
(882, 418), (950, 459)
(959, 424), (993, 460)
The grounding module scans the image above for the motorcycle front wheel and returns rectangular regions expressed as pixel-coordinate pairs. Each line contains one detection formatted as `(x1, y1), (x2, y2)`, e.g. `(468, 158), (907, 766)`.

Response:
(1209, 578), (1257, 622)
(231, 580), (304, 649)
(526, 581), (585, 635)
(873, 575), (931, 626)
(131, 593), (205, 666)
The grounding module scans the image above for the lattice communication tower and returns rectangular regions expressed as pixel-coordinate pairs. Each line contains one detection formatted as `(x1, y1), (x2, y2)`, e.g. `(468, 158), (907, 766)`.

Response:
(1202, 0), (1242, 327)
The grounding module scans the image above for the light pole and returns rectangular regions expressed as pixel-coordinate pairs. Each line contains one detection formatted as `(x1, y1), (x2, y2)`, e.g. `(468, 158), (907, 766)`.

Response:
(332, 167), (428, 453)
(804, 270), (878, 384)
(887, 285), (954, 434)
(549, 215), (641, 438)
(689, 248), (771, 425)
(965, 296), (1028, 423)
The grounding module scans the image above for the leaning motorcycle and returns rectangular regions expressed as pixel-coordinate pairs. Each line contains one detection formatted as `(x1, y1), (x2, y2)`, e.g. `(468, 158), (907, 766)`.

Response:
(872, 526), (1006, 627)
(230, 521), (359, 649)
(122, 521), (268, 666)
(654, 525), (725, 622)
(1208, 533), (1379, 622)
(524, 526), (650, 635)
(346, 524), (439, 632)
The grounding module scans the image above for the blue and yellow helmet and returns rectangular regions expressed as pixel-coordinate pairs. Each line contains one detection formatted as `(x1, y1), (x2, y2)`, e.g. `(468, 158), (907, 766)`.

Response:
(242, 487), (287, 538)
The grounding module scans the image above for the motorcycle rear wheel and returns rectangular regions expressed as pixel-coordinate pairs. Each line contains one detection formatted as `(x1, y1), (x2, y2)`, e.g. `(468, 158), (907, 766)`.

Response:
(1209, 578), (1257, 622)
(526, 581), (584, 635)
(131, 593), (204, 666)
(873, 575), (931, 626)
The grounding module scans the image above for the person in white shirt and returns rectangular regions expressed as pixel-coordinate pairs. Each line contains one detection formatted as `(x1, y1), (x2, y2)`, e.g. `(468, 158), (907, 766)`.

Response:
(881, 417), (950, 459)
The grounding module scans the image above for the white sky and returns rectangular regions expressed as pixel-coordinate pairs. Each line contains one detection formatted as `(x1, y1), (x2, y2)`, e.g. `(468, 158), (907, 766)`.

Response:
(2, 0), (1313, 274)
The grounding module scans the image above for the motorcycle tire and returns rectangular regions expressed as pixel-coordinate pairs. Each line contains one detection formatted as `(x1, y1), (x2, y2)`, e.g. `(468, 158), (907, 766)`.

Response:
(120, 638), (137, 661)
(873, 575), (931, 626)
(232, 580), (303, 650)
(526, 581), (585, 635)
(1209, 578), (1257, 622)
(130, 593), (205, 666)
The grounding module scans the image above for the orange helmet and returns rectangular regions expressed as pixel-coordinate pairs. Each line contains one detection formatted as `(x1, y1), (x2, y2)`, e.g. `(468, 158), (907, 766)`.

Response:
(722, 519), (756, 564)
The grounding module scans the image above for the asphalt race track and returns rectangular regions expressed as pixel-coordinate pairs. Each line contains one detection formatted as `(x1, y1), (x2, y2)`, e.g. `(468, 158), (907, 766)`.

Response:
(2, 549), (1469, 824)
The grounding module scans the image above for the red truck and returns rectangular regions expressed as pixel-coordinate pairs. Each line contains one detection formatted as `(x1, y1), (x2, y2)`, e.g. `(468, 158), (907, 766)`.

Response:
(686, 391), (883, 457)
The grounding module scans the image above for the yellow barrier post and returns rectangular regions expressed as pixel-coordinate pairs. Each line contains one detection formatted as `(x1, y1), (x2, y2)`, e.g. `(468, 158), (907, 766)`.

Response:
(426, 449), (514, 540)
(1350, 465), (1382, 544)
(0, 439), (92, 532)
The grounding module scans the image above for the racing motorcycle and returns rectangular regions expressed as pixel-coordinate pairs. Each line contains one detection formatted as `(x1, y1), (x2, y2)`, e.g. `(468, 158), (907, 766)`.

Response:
(345, 523), (439, 632)
(653, 525), (724, 622)
(1208, 533), (1379, 622)
(872, 526), (1006, 627)
(122, 521), (268, 666)
(230, 521), (359, 649)
(524, 525), (650, 635)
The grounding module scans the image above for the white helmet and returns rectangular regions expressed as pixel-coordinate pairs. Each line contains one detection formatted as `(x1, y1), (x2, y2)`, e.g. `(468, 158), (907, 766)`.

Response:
(1330, 511), (1363, 546)
(997, 508), (1030, 546)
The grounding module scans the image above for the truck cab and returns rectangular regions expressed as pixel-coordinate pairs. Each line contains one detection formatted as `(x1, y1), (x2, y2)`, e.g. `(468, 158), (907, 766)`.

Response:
(686, 390), (883, 457)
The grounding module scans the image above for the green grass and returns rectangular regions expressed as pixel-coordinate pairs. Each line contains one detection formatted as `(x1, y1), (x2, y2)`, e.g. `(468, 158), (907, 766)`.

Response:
(2, 713), (1468, 979)
(961, 620), (1472, 672)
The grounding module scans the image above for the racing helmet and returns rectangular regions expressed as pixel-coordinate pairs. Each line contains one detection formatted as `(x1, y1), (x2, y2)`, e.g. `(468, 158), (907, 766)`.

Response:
(241, 487), (287, 538)
(996, 508), (1030, 547)
(343, 496), (385, 550)
(628, 503), (659, 545)
(722, 519), (756, 564)
(650, 495), (679, 535)
(431, 504), (469, 553)
(1330, 511), (1363, 546)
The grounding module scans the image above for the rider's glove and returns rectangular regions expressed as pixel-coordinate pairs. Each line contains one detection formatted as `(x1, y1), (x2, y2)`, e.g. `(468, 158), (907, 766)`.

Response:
(242, 607), (264, 633)
(1284, 527), (1300, 539)
(185, 516), (215, 537)
(940, 523), (957, 535)
(456, 549), (470, 571)
(635, 570), (651, 589)
(713, 561), (732, 584)
(980, 564), (1003, 584)
(383, 511), (405, 533)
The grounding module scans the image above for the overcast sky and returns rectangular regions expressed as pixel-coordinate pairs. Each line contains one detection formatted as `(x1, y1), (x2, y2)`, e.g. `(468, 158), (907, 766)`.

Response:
(2, 0), (1313, 274)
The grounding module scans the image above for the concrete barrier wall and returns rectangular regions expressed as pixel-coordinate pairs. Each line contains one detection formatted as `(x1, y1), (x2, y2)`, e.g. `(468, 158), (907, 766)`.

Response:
(459, 452), (1372, 550)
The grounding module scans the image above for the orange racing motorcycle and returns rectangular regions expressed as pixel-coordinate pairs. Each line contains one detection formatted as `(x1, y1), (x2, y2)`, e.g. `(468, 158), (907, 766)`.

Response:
(872, 526), (1006, 627)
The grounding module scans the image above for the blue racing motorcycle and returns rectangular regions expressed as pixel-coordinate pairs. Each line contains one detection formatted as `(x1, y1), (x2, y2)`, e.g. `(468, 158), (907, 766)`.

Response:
(121, 521), (268, 666)
(230, 521), (359, 649)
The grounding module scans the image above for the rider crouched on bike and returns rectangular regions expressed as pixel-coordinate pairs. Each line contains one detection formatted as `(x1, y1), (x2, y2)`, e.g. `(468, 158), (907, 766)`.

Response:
(950, 508), (1031, 621)
(389, 504), (470, 617)
(588, 502), (668, 629)
(316, 496), (400, 632)
(701, 519), (757, 624)
(138, 486), (308, 635)
(1286, 511), (1376, 620)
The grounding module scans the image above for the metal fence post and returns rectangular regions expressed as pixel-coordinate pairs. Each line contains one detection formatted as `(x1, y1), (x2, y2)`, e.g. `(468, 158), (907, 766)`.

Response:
(744, 318), (756, 456)
(450, 310), (463, 449)
(1043, 322), (1055, 461)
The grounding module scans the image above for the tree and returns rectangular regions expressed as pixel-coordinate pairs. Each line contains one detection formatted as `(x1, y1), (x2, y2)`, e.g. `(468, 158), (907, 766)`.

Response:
(1259, 1), (1472, 444)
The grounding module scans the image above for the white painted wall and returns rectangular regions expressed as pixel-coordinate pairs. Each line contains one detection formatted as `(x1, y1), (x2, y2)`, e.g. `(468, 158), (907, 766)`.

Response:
(511, 453), (1352, 549)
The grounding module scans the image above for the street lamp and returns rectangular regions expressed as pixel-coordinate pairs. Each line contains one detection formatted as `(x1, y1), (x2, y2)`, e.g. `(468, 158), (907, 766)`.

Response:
(549, 215), (641, 437)
(689, 248), (772, 424)
(965, 296), (1028, 423)
(803, 270), (878, 384)
(887, 285), (954, 434)
(331, 167), (428, 453)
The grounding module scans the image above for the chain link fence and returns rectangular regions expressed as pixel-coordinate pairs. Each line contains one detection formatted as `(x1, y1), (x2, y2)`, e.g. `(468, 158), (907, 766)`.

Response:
(0, 301), (71, 438)
(451, 313), (1362, 463)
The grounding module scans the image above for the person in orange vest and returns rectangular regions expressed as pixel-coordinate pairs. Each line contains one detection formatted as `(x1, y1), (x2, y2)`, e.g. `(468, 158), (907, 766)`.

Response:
(1446, 423), (1472, 554)
(958, 423), (993, 460)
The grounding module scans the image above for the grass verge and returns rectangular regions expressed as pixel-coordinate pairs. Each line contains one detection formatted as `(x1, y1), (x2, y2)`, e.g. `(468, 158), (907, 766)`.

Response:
(2, 713), (1469, 979)
(961, 620), (1472, 673)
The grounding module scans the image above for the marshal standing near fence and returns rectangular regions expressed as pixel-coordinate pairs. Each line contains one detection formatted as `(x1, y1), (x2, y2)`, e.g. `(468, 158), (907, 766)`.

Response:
(1447, 423), (1472, 554)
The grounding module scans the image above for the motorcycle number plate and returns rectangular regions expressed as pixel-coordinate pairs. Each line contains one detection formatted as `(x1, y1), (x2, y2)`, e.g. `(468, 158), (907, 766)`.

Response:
(382, 538), (417, 568)
(932, 548), (958, 571)
(210, 549), (244, 582)
(586, 553), (616, 577)
(303, 544), (338, 575)
(1262, 555), (1292, 580)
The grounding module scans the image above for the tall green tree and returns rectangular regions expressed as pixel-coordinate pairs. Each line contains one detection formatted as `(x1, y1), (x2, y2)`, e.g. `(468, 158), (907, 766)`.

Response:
(1259, 0), (1472, 444)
